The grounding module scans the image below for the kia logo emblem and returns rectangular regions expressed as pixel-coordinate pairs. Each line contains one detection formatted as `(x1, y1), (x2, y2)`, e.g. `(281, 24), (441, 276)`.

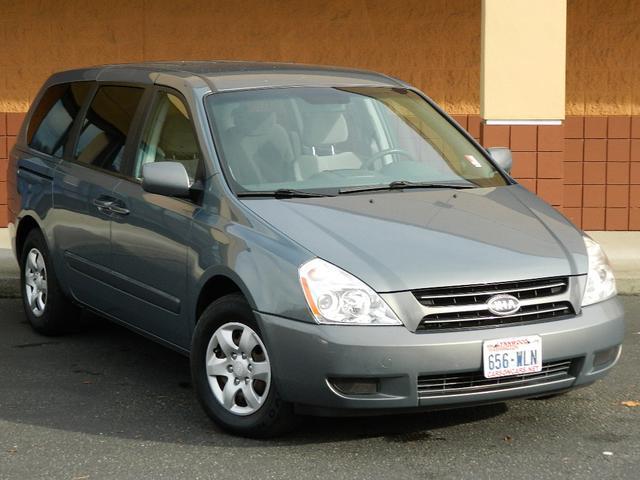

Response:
(487, 294), (521, 316)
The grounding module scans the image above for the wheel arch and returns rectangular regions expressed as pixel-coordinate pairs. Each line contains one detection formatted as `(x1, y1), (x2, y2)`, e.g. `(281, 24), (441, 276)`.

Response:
(15, 215), (44, 258)
(194, 267), (258, 325)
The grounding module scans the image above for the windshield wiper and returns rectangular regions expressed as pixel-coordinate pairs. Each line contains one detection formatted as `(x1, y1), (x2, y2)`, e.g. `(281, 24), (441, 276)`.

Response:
(237, 188), (334, 199)
(339, 180), (475, 194)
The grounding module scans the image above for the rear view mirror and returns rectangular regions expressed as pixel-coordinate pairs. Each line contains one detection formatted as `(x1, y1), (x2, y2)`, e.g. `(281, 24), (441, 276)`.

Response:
(487, 147), (513, 174)
(142, 162), (191, 197)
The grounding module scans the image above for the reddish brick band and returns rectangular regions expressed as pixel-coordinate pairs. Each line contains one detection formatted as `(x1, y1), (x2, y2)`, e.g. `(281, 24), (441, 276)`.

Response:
(449, 114), (638, 231)
(0, 112), (637, 230)
(564, 116), (640, 230)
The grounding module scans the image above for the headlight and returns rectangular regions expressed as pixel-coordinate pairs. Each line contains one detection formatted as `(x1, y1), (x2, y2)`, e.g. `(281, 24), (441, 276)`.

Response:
(582, 236), (617, 306)
(298, 258), (401, 325)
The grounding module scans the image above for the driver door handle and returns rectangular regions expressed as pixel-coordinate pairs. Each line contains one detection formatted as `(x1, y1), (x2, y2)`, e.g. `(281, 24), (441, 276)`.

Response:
(93, 196), (130, 216)
(108, 203), (130, 216)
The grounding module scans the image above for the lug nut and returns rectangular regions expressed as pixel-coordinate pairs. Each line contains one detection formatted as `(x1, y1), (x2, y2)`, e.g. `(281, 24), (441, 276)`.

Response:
(245, 377), (250, 384)
(248, 365), (253, 372)
(241, 353), (247, 359)
(231, 352), (237, 359)
(227, 365), (233, 373)
(234, 378), (240, 385)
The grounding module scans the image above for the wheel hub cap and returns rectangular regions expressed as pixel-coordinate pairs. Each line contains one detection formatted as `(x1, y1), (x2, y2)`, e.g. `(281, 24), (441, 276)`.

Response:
(231, 360), (247, 377)
(24, 248), (47, 318)
(205, 322), (271, 416)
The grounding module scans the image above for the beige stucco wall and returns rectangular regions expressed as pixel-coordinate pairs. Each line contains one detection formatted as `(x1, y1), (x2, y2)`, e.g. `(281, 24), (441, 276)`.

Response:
(566, 0), (640, 115)
(3, 1), (637, 117)
(0, 0), (480, 114)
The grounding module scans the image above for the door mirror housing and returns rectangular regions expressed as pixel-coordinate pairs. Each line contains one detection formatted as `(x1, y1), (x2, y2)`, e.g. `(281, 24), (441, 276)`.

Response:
(142, 162), (191, 197)
(487, 147), (513, 174)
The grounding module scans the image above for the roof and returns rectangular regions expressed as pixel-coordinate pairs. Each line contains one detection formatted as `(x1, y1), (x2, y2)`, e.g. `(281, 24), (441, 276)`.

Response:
(46, 61), (406, 92)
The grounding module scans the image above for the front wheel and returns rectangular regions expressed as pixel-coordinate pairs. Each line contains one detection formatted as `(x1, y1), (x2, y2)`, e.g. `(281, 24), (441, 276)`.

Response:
(191, 294), (296, 438)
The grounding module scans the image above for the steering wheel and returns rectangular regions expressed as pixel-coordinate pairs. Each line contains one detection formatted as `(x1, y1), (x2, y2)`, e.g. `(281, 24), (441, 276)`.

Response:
(366, 148), (415, 168)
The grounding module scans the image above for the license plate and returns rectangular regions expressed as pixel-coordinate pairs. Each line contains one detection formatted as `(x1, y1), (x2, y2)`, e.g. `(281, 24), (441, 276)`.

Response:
(482, 335), (542, 378)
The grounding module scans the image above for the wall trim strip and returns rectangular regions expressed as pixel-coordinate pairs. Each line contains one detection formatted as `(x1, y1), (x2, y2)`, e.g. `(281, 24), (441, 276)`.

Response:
(485, 120), (563, 126)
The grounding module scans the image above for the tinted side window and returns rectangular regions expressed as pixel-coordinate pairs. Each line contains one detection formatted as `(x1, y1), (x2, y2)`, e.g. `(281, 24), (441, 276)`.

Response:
(74, 85), (144, 174)
(28, 83), (91, 157)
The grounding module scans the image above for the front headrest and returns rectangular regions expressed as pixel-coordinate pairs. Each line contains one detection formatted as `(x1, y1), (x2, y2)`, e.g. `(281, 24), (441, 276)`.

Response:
(302, 112), (348, 146)
(162, 116), (198, 157)
(232, 106), (277, 136)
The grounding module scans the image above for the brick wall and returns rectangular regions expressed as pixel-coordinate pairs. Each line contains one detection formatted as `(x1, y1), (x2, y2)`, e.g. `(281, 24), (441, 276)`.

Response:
(0, 114), (5, 226)
(564, 116), (640, 230)
(447, 114), (639, 231)
(0, 113), (26, 227)
(0, 113), (25, 227)
(1, 112), (638, 231)
(482, 123), (566, 209)
(451, 115), (566, 210)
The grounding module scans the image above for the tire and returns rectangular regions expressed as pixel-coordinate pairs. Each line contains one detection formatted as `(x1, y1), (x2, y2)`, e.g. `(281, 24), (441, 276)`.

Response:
(20, 229), (79, 335)
(191, 293), (296, 438)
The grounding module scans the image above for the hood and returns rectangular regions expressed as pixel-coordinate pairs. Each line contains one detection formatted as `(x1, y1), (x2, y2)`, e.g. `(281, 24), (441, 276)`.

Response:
(241, 185), (588, 292)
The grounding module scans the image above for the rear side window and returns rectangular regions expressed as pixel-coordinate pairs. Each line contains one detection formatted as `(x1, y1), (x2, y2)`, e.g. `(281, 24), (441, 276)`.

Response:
(74, 85), (144, 174)
(28, 83), (91, 157)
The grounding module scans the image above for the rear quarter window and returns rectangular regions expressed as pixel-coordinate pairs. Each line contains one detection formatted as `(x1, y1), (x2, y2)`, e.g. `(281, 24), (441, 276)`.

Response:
(27, 82), (92, 157)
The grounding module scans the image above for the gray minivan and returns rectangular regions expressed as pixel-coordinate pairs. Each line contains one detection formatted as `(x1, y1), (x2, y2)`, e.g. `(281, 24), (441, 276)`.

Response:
(8, 62), (623, 437)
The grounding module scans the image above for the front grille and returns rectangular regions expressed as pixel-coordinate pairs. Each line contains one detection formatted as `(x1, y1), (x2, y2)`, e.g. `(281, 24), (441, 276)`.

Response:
(417, 359), (577, 398)
(414, 277), (575, 331)
(414, 277), (569, 307)
(418, 301), (574, 331)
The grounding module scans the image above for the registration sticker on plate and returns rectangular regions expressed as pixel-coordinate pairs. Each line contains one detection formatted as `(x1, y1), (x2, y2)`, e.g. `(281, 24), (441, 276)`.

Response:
(482, 335), (542, 378)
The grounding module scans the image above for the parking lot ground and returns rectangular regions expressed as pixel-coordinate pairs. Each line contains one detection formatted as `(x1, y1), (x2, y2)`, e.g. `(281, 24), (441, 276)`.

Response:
(0, 296), (639, 480)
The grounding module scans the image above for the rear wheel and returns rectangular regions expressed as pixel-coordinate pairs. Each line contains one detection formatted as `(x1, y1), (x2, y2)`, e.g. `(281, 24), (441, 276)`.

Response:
(191, 294), (296, 437)
(20, 229), (78, 335)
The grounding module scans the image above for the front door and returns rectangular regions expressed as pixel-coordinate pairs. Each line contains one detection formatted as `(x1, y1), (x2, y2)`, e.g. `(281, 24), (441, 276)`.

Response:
(109, 89), (203, 349)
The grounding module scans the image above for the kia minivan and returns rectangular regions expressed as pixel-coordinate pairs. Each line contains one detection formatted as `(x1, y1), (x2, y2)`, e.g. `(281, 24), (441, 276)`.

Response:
(8, 62), (624, 437)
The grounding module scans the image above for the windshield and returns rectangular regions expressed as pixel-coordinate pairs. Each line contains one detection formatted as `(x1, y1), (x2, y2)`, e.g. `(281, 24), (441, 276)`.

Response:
(206, 87), (508, 194)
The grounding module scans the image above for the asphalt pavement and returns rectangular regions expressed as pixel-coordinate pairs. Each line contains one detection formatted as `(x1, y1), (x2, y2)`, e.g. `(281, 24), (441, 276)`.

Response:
(0, 297), (639, 480)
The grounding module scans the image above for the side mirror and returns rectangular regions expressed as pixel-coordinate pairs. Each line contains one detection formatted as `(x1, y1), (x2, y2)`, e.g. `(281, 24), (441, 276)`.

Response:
(142, 161), (191, 197)
(487, 147), (513, 174)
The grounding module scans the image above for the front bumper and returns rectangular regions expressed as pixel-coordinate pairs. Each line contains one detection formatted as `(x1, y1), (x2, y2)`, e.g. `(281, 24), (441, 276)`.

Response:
(257, 296), (624, 414)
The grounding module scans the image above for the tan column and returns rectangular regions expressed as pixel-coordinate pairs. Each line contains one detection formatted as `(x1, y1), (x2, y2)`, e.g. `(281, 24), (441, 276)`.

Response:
(481, 0), (566, 124)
